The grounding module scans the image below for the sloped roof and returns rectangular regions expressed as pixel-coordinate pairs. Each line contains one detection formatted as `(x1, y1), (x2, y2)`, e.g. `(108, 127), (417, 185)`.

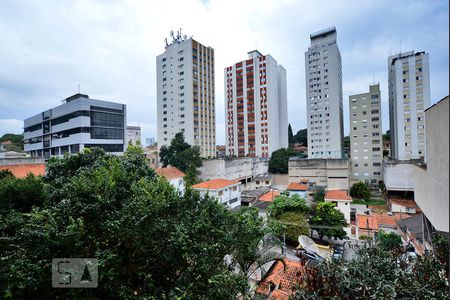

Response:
(375, 212), (410, 227)
(390, 199), (420, 210)
(0, 164), (46, 178)
(287, 183), (308, 191)
(357, 214), (378, 230)
(325, 190), (352, 201)
(155, 167), (185, 180)
(191, 178), (240, 190)
(259, 190), (280, 202)
(256, 259), (305, 299)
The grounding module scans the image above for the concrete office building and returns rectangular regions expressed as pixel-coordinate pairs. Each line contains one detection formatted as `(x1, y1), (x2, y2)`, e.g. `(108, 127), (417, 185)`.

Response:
(156, 30), (216, 158)
(349, 84), (383, 184)
(388, 51), (430, 161)
(126, 125), (141, 146)
(305, 27), (344, 159)
(225, 50), (288, 158)
(24, 93), (126, 159)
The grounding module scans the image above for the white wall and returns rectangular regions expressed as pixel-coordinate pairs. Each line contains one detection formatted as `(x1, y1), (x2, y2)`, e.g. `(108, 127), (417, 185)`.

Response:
(196, 184), (241, 209)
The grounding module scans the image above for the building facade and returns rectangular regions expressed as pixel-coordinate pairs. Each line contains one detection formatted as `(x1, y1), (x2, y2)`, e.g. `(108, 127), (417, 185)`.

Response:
(388, 51), (430, 161)
(24, 93), (126, 158)
(305, 27), (344, 159)
(156, 30), (216, 158)
(225, 50), (288, 158)
(191, 178), (241, 209)
(126, 126), (141, 147)
(349, 84), (383, 184)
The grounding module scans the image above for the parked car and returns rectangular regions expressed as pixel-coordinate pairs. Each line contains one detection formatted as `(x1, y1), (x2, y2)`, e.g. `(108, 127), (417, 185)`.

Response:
(331, 251), (343, 261)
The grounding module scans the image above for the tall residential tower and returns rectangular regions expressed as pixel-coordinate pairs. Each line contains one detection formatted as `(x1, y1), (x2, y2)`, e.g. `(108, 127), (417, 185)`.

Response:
(349, 84), (383, 184)
(156, 31), (216, 158)
(388, 51), (430, 161)
(305, 27), (344, 159)
(225, 50), (288, 158)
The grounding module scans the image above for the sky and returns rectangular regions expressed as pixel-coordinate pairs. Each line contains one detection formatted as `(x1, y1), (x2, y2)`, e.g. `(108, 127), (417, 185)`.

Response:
(0, 0), (448, 145)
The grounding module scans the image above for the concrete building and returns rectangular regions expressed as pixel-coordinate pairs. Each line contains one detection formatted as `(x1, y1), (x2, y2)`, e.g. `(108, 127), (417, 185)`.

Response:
(225, 50), (287, 158)
(305, 27), (344, 159)
(145, 137), (156, 146)
(191, 178), (241, 209)
(413, 96), (449, 232)
(156, 30), (216, 158)
(383, 160), (415, 192)
(24, 93), (126, 159)
(156, 166), (186, 195)
(388, 51), (430, 161)
(288, 158), (349, 190)
(349, 84), (383, 184)
(126, 126), (141, 147)
(324, 190), (352, 236)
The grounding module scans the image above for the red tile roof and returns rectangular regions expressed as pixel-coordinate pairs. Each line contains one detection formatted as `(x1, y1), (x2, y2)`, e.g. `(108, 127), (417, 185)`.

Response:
(357, 214), (378, 230)
(0, 164), (46, 178)
(155, 167), (185, 180)
(375, 212), (411, 227)
(299, 178), (309, 184)
(390, 199), (420, 209)
(259, 190), (280, 202)
(287, 183), (308, 191)
(256, 259), (305, 299)
(325, 190), (352, 201)
(191, 178), (240, 190)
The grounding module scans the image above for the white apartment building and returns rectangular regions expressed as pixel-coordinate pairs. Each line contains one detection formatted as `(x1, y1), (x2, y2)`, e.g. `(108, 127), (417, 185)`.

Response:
(156, 30), (216, 158)
(24, 93), (126, 159)
(191, 178), (241, 209)
(305, 27), (344, 159)
(349, 84), (383, 184)
(225, 50), (288, 158)
(126, 126), (141, 147)
(388, 51), (430, 161)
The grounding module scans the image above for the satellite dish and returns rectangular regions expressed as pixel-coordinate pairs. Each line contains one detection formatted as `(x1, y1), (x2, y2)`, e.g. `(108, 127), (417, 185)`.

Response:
(298, 235), (320, 255)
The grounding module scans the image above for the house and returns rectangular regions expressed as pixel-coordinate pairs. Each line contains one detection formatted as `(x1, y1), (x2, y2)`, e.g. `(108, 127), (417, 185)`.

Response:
(155, 167), (186, 194)
(258, 189), (280, 203)
(240, 187), (269, 207)
(396, 213), (433, 255)
(253, 173), (273, 189)
(287, 182), (309, 198)
(355, 212), (411, 239)
(324, 190), (352, 236)
(191, 178), (241, 209)
(293, 144), (308, 156)
(389, 199), (421, 214)
(255, 259), (305, 300)
(356, 214), (378, 239)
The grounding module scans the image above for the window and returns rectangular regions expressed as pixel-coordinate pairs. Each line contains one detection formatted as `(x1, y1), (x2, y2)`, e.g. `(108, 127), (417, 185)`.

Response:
(372, 147), (380, 152)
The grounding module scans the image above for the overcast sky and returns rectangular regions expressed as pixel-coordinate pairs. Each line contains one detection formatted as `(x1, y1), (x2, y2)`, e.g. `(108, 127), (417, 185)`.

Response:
(0, 0), (448, 144)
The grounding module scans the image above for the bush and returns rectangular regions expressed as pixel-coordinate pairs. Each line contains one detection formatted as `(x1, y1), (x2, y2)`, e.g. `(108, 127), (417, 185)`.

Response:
(350, 182), (371, 201)
(277, 212), (309, 244)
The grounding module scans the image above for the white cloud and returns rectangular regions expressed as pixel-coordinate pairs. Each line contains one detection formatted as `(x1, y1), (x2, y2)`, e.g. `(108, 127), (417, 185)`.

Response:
(0, 119), (23, 136)
(0, 0), (447, 142)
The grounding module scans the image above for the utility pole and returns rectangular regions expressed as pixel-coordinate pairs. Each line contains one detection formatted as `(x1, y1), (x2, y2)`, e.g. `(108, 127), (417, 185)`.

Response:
(283, 233), (286, 257)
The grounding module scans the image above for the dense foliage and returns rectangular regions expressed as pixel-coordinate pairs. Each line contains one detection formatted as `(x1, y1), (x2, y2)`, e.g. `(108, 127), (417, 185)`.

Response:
(292, 128), (307, 146)
(268, 148), (298, 174)
(312, 186), (325, 203)
(159, 132), (203, 184)
(267, 194), (309, 219)
(293, 246), (448, 299)
(276, 212), (309, 244)
(310, 202), (347, 240)
(378, 231), (402, 251)
(0, 133), (23, 151)
(350, 181), (371, 201)
(0, 147), (264, 299)
(288, 124), (294, 145)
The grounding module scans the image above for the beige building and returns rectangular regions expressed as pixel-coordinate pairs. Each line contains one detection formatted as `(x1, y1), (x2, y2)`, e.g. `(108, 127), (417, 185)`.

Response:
(413, 96), (449, 232)
(388, 51), (430, 161)
(288, 158), (349, 190)
(349, 84), (383, 184)
(156, 30), (216, 158)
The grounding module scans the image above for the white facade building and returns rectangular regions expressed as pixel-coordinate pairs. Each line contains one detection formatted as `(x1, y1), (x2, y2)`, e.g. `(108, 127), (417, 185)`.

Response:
(191, 178), (241, 209)
(156, 30), (216, 158)
(349, 84), (383, 184)
(156, 166), (186, 195)
(225, 50), (288, 158)
(305, 27), (344, 159)
(24, 93), (126, 158)
(126, 126), (141, 147)
(324, 190), (352, 236)
(388, 51), (430, 161)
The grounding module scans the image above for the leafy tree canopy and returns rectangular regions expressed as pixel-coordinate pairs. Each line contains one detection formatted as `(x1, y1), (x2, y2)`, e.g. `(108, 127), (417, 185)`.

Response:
(378, 231), (402, 251)
(288, 124), (294, 145)
(267, 193), (309, 219)
(310, 201), (347, 240)
(350, 182), (371, 200)
(0, 133), (24, 151)
(292, 128), (307, 146)
(312, 186), (325, 203)
(268, 148), (298, 174)
(275, 212), (309, 244)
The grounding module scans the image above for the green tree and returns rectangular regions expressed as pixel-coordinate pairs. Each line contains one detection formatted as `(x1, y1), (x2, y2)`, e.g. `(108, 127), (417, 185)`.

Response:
(0, 169), (14, 180)
(432, 231), (449, 276)
(350, 182), (371, 200)
(276, 212), (309, 244)
(267, 193), (309, 219)
(288, 124), (294, 145)
(312, 186), (325, 203)
(268, 148), (298, 174)
(378, 231), (402, 251)
(159, 132), (203, 181)
(310, 202), (347, 240)
(292, 128), (307, 146)
(292, 246), (448, 299)
(0, 133), (24, 151)
(383, 129), (390, 141)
